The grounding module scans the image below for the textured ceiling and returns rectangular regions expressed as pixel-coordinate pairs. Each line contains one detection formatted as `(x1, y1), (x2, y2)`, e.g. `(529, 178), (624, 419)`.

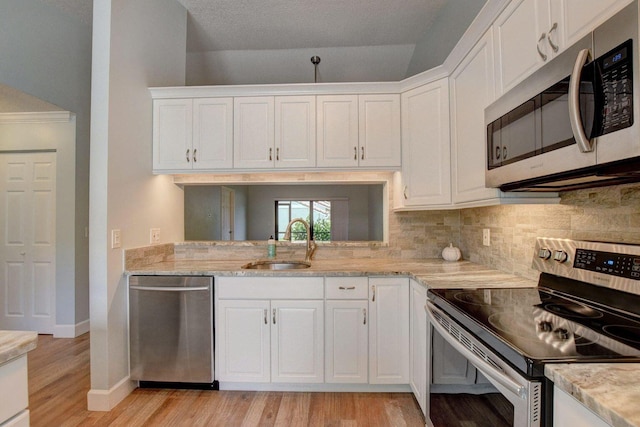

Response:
(177, 0), (447, 52)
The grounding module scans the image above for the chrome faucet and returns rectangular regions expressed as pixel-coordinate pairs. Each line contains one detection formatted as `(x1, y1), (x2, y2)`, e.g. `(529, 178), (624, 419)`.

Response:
(283, 218), (317, 262)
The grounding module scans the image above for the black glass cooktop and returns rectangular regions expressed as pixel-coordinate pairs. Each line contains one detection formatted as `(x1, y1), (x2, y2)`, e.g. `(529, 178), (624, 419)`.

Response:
(428, 282), (640, 376)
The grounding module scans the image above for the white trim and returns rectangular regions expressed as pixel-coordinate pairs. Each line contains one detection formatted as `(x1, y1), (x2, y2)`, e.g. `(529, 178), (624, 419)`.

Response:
(54, 319), (90, 338)
(219, 382), (411, 393)
(87, 377), (137, 412)
(392, 195), (560, 212)
(0, 111), (72, 123)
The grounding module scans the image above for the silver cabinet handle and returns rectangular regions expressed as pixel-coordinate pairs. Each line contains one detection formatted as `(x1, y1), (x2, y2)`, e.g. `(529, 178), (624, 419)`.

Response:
(272, 308), (276, 324)
(371, 285), (375, 302)
(547, 22), (559, 52)
(186, 149), (190, 162)
(353, 146), (357, 160)
(129, 286), (210, 292)
(363, 308), (367, 325)
(568, 48), (594, 153)
(361, 146), (364, 160)
(264, 309), (268, 324)
(495, 145), (501, 159)
(403, 186), (408, 200)
(339, 286), (356, 290)
(503, 146), (507, 160)
(276, 147), (280, 161)
(269, 147), (273, 161)
(193, 148), (197, 163)
(537, 33), (547, 61)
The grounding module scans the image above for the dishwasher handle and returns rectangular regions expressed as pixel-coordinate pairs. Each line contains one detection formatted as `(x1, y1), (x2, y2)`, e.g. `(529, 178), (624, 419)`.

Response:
(129, 285), (210, 292)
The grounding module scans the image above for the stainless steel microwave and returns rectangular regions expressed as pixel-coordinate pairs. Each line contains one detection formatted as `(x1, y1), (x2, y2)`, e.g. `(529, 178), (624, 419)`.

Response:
(485, 1), (640, 192)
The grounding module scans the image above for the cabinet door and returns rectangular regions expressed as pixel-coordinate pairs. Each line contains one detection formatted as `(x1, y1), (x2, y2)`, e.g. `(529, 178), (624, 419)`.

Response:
(451, 30), (501, 204)
(152, 99), (192, 171)
(233, 97), (275, 169)
(494, 0), (550, 95)
(192, 98), (233, 169)
(274, 96), (316, 168)
(554, 386), (612, 427)
(316, 95), (359, 168)
(431, 328), (476, 385)
(325, 300), (368, 384)
(358, 94), (401, 168)
(271, 300), (324, 383)
(369, 277), (409, 384)
(409, 281), (428, 416)
(217, 299), (271, 382)
(559, 0), (633, 48)
(399, 79), (451, 207)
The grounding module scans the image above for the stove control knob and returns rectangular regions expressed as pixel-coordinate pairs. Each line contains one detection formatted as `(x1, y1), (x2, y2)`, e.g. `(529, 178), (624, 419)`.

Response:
(554, 328), (570, 340)
(553, 250), (569, 263)
(538, 321), (553, 332)
(538, 248), (552, 260)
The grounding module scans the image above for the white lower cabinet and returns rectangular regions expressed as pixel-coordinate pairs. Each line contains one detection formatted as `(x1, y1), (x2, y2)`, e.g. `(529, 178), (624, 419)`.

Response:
(409, 280), (428, 416)
(0, 355), (29, 426)
(325, 277), (369, 384)
(554, 386), (612, 427)
(369, 277), (410, 384)
(216, 277), (324, 384)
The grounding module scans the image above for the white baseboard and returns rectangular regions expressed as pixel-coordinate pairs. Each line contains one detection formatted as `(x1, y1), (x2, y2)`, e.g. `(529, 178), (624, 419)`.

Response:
(219, 382), (411, 393)
(87, 377), (137, 411)
(54, 319), (90, 338)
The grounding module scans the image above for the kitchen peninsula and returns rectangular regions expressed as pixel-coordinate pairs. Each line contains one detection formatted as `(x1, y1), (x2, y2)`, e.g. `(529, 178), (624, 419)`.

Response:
(0, 330), (37, 426)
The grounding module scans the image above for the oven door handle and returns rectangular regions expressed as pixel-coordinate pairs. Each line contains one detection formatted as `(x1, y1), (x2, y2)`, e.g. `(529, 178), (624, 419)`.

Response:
(426, 301), (527, 400)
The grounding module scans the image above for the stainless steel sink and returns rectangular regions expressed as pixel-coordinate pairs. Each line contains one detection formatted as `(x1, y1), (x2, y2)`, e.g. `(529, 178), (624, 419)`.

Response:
(241, 260), (311, 270)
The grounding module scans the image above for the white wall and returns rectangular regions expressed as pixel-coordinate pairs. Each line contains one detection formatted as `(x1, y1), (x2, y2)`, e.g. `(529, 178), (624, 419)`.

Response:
(0, 0), (92, 330)
(89, 0), (187, 410)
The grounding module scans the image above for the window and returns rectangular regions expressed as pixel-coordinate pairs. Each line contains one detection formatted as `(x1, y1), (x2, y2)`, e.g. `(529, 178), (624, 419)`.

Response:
(276, 200), (341, 242)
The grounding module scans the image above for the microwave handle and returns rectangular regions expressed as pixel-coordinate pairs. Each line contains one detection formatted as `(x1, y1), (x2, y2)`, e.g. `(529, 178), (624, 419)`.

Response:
(568, 48), (594, 153)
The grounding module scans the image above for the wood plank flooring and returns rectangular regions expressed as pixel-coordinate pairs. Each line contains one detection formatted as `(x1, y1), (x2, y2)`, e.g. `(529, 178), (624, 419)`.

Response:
(27, 334), (425, 426)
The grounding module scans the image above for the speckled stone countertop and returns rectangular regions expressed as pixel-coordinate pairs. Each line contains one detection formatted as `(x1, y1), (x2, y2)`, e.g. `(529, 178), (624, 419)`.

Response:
(126, 258), (538, 289)
(0, 330), (37, 365)
(546, 364), (640, 427)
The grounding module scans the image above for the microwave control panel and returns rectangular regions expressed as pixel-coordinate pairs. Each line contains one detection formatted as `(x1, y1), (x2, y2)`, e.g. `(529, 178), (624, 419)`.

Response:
(598, 39), (633, 135)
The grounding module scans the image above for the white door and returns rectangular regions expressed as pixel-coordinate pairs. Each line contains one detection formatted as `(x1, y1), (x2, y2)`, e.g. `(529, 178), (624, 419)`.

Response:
(325, 299), (368, 383)
(152, 98), (193, 171)
(358, 94), (401, 168)
(369, 277), (409, 384)
(274, 96), (316, 168)
(233, 97), (275, 169)
(193, 97), (233, 169)
(0, 152), (56, 333)
(271, 299), (324, 383)
(316, 95), (359, 168)
(216, 299), (271, 382)
(220, 187), (234, 241)
(409, 280), (428, 416)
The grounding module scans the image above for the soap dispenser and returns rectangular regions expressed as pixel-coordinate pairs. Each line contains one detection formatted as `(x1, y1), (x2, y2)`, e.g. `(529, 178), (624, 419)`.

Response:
(267, 235), (276, 259)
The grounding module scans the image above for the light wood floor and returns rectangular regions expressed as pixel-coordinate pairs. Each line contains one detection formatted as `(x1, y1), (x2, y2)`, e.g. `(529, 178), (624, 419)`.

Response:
(27, 334), (426, 426)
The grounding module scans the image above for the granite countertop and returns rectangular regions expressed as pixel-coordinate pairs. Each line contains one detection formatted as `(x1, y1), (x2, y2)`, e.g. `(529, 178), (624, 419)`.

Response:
(0, 330), (37, 365)
(126, 257), (538, 289)
(546, 364), (640, 427)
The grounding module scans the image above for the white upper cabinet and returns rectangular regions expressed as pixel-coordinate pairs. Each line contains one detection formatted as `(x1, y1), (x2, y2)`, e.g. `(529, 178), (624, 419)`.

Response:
(153, 98), (233, 171)
(450, 30), (501, 205)
(193, 98), (234, 169)
(233, 96), (275, 169)
(397, 79), (451, 208)
(317, 94), (401, 168)
(358, 94), (401, 168)
(317, 95), (360, 167)
(495, 0), (633, 95)
(274, 96), (316, 168)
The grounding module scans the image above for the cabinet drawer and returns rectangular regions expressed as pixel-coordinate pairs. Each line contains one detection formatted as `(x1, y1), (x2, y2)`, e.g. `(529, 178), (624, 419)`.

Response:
(218, 277), (324, 299)
(325, 277), (368, 299)
(0, 355), (28, 424)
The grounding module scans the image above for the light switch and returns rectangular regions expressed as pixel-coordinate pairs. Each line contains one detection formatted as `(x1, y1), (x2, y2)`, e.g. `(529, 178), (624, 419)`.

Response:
(111, 229), (121, 249)
(150, 228), (160, 244)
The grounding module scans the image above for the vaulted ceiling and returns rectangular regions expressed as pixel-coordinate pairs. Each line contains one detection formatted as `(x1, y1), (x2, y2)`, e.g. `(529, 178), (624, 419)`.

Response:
(42, 0), (486, 85)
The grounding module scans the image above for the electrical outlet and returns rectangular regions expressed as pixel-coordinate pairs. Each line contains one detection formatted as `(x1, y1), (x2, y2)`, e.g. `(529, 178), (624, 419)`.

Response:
(111, 229), (121, 249)
(150, 228), (160, 244)
(482, 228), (490, 246)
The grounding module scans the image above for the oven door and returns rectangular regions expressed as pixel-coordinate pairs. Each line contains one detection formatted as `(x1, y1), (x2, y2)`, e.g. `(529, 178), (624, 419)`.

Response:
(427, 301), (543, 427)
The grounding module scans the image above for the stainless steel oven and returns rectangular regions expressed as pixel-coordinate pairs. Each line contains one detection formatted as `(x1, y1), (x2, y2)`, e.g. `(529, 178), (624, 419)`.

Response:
(426, 238), (640, 426)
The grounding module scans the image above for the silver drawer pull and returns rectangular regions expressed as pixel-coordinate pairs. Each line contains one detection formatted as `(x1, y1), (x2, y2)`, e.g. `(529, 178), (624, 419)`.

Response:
(338, 286), (356, 290)
(363, 308), (367, 325)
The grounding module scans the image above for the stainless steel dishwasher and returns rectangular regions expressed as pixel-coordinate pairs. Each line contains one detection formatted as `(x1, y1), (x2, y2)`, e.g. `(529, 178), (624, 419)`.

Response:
(129, 275), (217, 389)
